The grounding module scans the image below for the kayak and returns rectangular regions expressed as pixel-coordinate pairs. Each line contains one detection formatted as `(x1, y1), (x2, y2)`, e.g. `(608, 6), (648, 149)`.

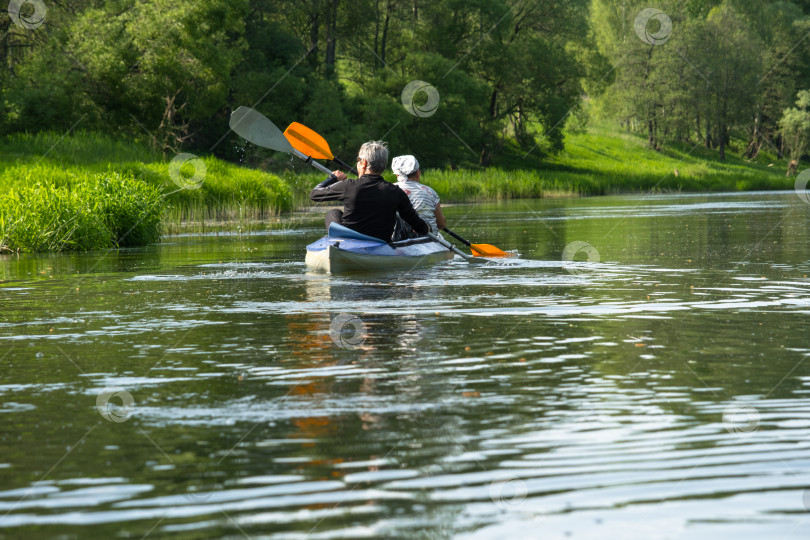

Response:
(305, 223), (454, 273)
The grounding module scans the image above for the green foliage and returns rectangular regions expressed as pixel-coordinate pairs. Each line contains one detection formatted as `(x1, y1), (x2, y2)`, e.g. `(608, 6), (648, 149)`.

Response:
(140, 156), (294, 218)
(591, 0), (810, 163)
(2, 0), (249, 152)
(1, 0), (599, 166)
(0, 173), (164, 253)
(779, 90), (810, 163)
(94, 173), (164, 247)
(0, 132), (295, 251)
(2, 0), (808, 201)
(424, 122), (791, 201)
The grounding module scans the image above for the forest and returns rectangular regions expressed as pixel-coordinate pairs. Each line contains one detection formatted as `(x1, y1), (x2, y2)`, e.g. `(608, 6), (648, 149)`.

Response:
(3, 0), (810, 171)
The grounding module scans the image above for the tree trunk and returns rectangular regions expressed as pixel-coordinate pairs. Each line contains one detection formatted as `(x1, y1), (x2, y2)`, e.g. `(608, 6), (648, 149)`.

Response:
(373, 0), (380, 69)
(743, 109), (760, 159)
(380, 0), (392, 66)
(309, 0), (321, 69)
(718, 100), (727, 160)
(480, 147), (492, 167)
(705, 117), (711, 148)
(325, 0), (338, 76)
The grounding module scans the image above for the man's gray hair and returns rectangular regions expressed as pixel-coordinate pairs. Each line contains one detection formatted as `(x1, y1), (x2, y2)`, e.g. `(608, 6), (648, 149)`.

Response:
(358, 140), (389, 174)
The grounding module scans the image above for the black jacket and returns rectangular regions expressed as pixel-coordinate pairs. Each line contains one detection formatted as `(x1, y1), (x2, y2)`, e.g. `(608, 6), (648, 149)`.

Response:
(310, 174), (429, 241)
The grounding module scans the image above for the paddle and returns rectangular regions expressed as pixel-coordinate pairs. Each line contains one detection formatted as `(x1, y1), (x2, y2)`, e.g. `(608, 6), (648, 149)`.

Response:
(228, 107), (333, 175)
(282, 122), (511, 258)
(284, 122), (359, 175)
(427, 232), (487, 264)
(442, 227), (511, 257)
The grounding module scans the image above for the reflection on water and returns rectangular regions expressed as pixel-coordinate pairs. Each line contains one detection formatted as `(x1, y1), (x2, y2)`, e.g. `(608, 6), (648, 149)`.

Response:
(1, 192), (810, 539)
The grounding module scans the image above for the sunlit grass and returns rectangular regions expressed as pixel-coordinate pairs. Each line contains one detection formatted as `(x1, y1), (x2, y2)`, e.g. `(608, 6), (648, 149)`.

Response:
(0, 132), (293, 251)
(418, 122), (793, 201)
(0, 125), (793, 251)
(0, 172), (163, 252)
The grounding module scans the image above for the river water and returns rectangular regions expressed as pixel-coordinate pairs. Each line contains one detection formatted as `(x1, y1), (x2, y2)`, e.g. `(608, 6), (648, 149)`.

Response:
(1, 191), (810, 539)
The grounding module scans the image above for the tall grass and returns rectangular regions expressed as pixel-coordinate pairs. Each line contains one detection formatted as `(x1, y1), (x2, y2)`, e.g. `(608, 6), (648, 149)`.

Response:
(285, 123), (793, 203)
(0, 172), (163, 252)
(0, 132), (294, 250)
(0, 126), (795, 252)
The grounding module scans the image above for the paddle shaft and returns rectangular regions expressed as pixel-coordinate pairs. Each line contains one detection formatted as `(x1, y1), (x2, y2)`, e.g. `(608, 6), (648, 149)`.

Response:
(427, 232), (484, 263)
(442, 227), (473, 247)
(291, 148), (333, 175)
(333, 158), (358, 176)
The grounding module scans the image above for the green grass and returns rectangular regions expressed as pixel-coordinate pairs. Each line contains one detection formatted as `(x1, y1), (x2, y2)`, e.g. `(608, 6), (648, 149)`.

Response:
(0, 125), (796, 251)
(287, 122), (794, 203)
(0, 172), (163, 252)
(0, 132), (294, 251)
(465, 122), (794, 199)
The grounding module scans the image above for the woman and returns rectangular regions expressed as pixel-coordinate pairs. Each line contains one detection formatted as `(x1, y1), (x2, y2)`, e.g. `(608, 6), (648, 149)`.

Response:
(391, 155), (446, 238)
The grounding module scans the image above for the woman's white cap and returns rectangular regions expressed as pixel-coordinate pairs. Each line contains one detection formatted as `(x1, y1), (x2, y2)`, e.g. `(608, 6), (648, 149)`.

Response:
(391, 155), (420, 182)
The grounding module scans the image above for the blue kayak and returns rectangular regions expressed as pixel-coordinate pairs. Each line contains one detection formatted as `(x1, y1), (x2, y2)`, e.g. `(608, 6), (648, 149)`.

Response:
(305, 223), (453, 273)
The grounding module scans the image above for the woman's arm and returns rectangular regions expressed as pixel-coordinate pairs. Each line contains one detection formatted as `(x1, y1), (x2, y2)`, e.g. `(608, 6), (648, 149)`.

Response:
(434, 204), (446, 230)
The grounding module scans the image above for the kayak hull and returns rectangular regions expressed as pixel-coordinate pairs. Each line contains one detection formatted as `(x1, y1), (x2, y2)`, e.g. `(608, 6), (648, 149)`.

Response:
(306, 243), (453, 273)
(305, 224), (453, 273)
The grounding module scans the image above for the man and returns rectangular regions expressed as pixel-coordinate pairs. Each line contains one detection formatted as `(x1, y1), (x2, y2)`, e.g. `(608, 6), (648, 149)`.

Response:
(309, 140), (429, 242)
(391, 154), (445, 235)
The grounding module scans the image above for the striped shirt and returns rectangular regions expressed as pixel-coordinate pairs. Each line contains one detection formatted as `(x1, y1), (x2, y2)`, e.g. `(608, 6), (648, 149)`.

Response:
(396, 180), (441, 233)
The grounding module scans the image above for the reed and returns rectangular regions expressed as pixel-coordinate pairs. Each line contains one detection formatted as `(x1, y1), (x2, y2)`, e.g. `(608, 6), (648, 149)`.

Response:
(0, 132), (294, 251)
(0, 126), (794, 252)
(0, 172), (163, 252)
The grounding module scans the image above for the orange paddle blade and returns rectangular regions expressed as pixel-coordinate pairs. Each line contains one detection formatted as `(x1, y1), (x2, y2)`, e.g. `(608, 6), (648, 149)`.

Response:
(284, 122), (334, 160)
(470, 243), (512, 257)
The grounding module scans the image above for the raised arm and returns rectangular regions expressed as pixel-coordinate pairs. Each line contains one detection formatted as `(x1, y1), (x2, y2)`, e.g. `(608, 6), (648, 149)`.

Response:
(310, 171), (348, 202)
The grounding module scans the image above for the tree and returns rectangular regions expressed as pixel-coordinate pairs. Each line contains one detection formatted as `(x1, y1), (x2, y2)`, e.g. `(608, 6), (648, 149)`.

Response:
(2, 0), (249, 153)
(697, 3), (763, 160)
(779, 90), (810, 173)
(591, 0), (686, 149)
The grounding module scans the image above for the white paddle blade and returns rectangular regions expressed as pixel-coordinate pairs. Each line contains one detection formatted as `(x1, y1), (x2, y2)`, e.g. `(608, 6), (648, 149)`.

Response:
(229, 106), (293, 154)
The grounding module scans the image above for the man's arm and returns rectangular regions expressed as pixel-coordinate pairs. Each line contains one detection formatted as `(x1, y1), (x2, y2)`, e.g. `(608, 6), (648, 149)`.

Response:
(310, 171), (348, 202)
(397, 191), (429, 235)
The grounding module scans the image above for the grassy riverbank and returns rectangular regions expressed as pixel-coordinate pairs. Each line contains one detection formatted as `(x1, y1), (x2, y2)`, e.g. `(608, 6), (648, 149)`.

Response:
(0, 125), (796, 252)
(426, 123), (794, 201)
(291, 123), (794, 201)
(0, 133), (292, 252)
